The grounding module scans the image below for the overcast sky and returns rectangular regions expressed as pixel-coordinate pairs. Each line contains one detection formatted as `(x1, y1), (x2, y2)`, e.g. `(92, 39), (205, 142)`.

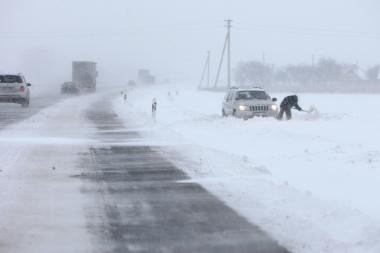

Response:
(1, 0), (379, 85)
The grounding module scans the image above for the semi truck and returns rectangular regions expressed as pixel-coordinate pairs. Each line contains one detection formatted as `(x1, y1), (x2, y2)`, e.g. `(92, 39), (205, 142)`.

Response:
(138, 69), (155, 84)
(61, 61), (97, 94)
(72, 61), (97, 92)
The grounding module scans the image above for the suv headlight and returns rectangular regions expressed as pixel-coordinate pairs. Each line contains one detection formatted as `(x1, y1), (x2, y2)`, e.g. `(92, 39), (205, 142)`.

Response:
(239, 105), (249, 111)
(271, 104), (278, 111)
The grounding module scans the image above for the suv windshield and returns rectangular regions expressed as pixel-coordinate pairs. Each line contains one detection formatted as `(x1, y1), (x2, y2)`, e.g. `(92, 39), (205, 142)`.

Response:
(0, 75), (23, 83)
(236, 90), (270, 100)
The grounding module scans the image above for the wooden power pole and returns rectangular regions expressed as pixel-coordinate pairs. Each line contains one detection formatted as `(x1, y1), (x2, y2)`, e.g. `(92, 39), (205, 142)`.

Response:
(199, 51), (211, 89)
(214, 19), (232, 89)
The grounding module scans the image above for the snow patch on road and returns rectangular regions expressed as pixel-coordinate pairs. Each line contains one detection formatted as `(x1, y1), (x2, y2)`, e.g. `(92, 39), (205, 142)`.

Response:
(0, 94), (101, 253)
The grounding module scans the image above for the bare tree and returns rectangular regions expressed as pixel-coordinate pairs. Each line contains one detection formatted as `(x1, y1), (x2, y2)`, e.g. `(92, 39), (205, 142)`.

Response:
(234, 61), (273, 86)
(315, 58), (342, 84)
(365, 65), (380, 81)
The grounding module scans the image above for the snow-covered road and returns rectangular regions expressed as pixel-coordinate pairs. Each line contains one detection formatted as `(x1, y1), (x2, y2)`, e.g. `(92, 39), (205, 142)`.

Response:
(113, 83), (380, 253)
(2, 82), (380, 252)
(0, 94), (99, 252)
(0, 91), (289, 252)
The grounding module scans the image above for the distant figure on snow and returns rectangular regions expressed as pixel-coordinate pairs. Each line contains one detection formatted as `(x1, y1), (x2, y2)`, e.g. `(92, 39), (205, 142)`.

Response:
(277, 95), (303, 120)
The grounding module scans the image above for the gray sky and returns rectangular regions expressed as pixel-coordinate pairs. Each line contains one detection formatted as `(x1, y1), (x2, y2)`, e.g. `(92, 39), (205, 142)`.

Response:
(1, 0), (379, 84)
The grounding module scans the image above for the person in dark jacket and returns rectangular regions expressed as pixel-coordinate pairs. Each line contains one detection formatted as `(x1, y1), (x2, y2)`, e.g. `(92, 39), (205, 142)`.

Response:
(277, 95), (303, 120)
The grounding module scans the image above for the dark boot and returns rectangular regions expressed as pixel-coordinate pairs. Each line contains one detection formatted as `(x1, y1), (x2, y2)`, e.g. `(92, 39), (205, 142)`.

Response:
(277, 108), (285, 120)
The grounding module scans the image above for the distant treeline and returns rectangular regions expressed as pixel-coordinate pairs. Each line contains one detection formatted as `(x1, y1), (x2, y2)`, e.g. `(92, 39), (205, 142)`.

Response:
(234, 58), (380, 93)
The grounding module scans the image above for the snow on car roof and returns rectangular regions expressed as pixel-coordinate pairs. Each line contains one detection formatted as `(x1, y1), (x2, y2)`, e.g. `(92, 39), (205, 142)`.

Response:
(229, 86), (264, 91)
(0, 73), (22, 76)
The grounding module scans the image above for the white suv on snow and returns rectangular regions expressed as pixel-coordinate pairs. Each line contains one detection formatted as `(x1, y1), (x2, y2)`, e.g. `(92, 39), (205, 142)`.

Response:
(0, 74), (31, 107)
(222, 87), (278, 119)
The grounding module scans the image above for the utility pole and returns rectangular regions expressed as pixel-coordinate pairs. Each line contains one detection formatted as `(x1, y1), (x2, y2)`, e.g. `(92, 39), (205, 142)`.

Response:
(226, 19), (232, 88)
(214, 19), (232, 89)
(311, 54), (315, 86)
(198, 51), (211, 89)
(207, 50), (210, 87)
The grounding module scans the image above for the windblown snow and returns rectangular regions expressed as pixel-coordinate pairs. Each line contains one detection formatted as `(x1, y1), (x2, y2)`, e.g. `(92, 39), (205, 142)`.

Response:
(0, 95), (100, 253)
(0, 82), (379, 253)
(113, 83), (380, 253)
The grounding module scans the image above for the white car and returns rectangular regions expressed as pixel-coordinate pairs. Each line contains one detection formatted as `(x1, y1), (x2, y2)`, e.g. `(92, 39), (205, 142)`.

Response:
(222, 87), (278, 119)
(0, 74), (31, 107)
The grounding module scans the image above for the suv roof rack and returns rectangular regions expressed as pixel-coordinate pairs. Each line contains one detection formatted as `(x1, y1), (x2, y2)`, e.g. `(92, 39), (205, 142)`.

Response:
(235, 86), (263, 90)
(227, 86), (265, 91)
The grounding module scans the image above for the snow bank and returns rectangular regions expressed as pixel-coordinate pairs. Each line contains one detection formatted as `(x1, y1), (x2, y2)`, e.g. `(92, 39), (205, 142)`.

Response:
(113, 83), (380, 253)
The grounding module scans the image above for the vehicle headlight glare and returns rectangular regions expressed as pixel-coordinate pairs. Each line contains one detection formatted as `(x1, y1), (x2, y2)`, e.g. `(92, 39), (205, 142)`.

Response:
(239, 105), (248, 111)
(271, 105), (278, 111)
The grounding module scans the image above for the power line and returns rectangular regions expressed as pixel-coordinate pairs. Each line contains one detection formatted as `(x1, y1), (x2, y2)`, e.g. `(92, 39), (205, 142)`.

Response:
(0, 25), (224, 39)
(235, 25), (380, 40)
(0, 24), (379, 40)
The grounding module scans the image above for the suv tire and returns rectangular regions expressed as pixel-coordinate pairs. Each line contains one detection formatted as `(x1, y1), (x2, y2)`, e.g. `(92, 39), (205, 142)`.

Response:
(21, 97), (30, 108)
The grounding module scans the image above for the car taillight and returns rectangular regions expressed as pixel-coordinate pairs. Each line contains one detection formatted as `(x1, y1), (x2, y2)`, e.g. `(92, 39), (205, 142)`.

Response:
(19, 86), (25, 92)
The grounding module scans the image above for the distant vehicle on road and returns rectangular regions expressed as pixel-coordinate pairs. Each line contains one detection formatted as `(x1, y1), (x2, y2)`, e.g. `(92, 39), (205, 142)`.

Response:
(222, 87), (278, 120)
(0, 74), (31, 107)
(72, 61), (97, 92)
(138, 69), (155, 84)
(128, 80), (136, 87)
(61, 61), (97, 94)
(61, 82), (79, 94)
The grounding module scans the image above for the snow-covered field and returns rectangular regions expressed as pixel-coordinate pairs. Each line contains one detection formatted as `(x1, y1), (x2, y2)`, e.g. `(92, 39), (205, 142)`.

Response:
(113, 83), (380, 253)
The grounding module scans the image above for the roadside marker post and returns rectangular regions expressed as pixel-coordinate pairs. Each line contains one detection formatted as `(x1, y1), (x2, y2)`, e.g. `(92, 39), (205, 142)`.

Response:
(152, 98), (157, 121)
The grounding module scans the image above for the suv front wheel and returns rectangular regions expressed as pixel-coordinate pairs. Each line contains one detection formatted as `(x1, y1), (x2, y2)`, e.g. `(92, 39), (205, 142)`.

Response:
(21, 97), (30, 108)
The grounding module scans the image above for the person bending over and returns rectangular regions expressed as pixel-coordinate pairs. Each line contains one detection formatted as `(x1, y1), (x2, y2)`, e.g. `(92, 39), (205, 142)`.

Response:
(277, 95), (303, 120)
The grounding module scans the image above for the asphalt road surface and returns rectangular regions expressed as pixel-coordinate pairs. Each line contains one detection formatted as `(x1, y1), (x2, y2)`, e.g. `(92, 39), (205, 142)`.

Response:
(0, 94), (60, 129)
(78, 100), (290, 253)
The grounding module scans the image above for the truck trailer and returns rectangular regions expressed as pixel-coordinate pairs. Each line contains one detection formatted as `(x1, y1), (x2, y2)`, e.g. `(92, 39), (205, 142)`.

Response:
(72, 61), (97, 92)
